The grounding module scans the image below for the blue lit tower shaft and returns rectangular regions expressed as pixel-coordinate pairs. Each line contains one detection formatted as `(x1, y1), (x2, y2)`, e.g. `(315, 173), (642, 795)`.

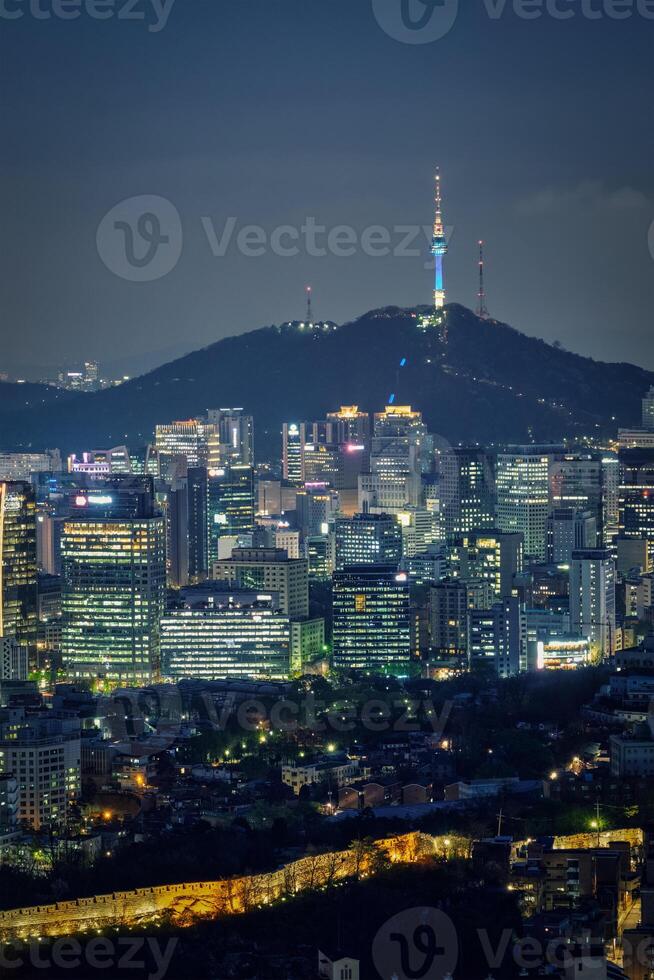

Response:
(431, 169), (448, 311)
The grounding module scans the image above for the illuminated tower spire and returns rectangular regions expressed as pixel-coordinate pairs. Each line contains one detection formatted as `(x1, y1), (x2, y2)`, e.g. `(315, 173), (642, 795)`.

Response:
(306, 285), (313, 324)
(477, 240), (489, 319)
(431, 168), (448, 312)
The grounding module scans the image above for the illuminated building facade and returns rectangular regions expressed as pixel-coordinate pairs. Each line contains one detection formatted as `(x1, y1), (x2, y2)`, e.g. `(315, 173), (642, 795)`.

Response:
(335, 512), (402, 570)
(440, 448), (495, 538)
(154, 419), (219, 469)
(429, 580), (468, 665)
(282, 423), (304, 484)
(332, 565), (411, 674)
(213, 547), (309, 619)
(619, 448), (654, 562)
(206, 408), (254, 466)
(448, 529), (523, 601)
(569, 548), (616, 658)
(496, 449), (551, 561)
(161, 599), (290, 680)
(0, 481), (38, 657)
(61, 508), (166, 684)
(207, 464), (255, 565)
(0, 709), (80, 831)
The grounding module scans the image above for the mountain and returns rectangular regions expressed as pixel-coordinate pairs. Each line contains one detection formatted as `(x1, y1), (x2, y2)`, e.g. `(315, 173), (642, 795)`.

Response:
(0, 304), (650, 459)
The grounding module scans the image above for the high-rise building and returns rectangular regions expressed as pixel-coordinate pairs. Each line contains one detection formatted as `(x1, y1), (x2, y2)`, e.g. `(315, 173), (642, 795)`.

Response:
(155, 419), (220, 469)
(619, 448), (654, 563)
(372, 405), (432, 473)
(207, 464), (255, 565)
(0, 637), (28, 680)
(325, 406), (370, 446)
(449, 529), (523, 600)
(206, 408), (254, 466)
(0, 708), (80, 831)
(213, 547), (309, 619)
(290, 618), (326, 673)
(643, 386), (654, 431)
(295, 485), (339, 538)
(161, 597), (290, 680)
(469, 597), (526, 678)
(496, 449), (552, 561)
(68, 447), (132, 478)
(429, 580), (468, 665)
(0, 482), (38, 658)
(332, 565), (411, 674)
(439, 448), (495, 538)
(546, 509), (597, 564)
(0, 450), (61, 482)
(187, 467), (209, 582)
(334, 513), (402, 571)
(569, 548), (616, 658)
(306, 534), (334, 581)
(61, 490), (166, 684)
(282, 423), (305, 484)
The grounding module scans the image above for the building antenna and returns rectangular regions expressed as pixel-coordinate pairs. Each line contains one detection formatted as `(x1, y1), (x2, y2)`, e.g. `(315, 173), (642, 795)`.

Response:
(477, 240), (489, 319)
(306, 285), (313, 325)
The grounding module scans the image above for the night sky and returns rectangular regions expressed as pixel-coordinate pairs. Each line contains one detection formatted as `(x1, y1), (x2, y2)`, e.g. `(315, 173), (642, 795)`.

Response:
(2, 0), (653, 376)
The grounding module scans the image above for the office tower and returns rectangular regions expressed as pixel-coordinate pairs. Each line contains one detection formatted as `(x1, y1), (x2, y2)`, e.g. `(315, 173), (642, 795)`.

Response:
(569, 548), (616, 658)
(547, 509), (597, 564)
(643, 386), (654, 431)
(334, 513), (402, 570)
(332, 566), (411, 674)
(372, 405), (432, 473)
(207, 408), (254, 466)
(290, 618), (326, 673)
(439, 448), (495, 538)
(61, 489), (166, 684)
(306, 534), (334, 581)
(496, 449), (552, 561)
(429, 581), (468, 665)
(159, 476), (189, 589)
(619, 448), (654, 562)
(358, 470), (421, 514)
(213, 547), (309, 619)
(397, 509), (440, 558)
(275, 530), (301, 558)
(295, 484), (339, 537)
(549, 452), (609, 542)
(68, 447), (132, 477)
(0, 637), (28, 680)
(325, 406), (370, 446)
(449, 529), (523, 600)
(302, 442), (341, 486)
(0, 482), (38, 657)
(601, 454), (620, 545)
(282, 423), (305, 484)
(187, 466), (209, 581)
(155, 419), (220, 469)
(257, 480), (298, 517)
(469, 597), (526, 678)
(0, 708), (80, 830)
(0, 450), (61, 482)
(207, 464), (255, 565)
(161, 596), (290, 680)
